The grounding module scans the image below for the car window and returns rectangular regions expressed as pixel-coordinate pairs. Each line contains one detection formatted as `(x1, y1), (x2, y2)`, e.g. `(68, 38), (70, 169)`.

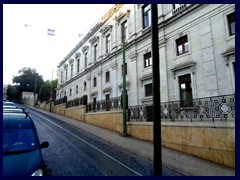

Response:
(3, 128), (37, 154)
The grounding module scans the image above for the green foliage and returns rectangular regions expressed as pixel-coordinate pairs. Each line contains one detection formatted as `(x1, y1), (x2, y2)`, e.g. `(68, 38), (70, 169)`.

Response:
(7, 67), (58, 102)
(12, 67), (44, 94)
(6, 85), (20, 101)
(39, 79), (58, 102)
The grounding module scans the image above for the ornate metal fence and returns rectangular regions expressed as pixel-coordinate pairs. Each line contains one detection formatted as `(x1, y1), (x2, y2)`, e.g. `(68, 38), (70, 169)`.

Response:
(66, 95), (88, 108)
(86, 96), (122, 113)
(54, 96), (67, 106)
(129, 94), (235, 122)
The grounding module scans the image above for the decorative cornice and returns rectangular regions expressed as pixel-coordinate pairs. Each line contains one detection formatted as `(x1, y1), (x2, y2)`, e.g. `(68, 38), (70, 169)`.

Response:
(58, 4), (123, 68)
(91, 90), (98, 96)
(140, 73), (152, 82)
(103, 86), (112, 93)
(64, 63), (68, 68)
(171, 61), (196, 79)
(75, 52), (80, 58)
(82, 45), (89, 52)
(69, 58), (74, 64)
(115, 9), (130, 23)
(221, 48), (235, 66)
(118, 81), (130, 88)
(100, 25), (113, 35)
(89, 36), (99, 44)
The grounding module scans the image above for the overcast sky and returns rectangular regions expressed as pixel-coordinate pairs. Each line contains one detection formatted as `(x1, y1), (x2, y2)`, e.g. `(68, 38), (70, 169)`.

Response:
(3, 4), (115, 85)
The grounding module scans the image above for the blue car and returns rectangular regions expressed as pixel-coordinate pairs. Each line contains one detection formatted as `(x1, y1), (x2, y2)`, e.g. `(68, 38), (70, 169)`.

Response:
(3, 112), (49, 176)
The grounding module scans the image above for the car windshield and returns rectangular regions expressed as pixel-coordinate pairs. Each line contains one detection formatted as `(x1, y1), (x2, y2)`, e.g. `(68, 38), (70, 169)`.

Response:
(3, 128), (37, 154)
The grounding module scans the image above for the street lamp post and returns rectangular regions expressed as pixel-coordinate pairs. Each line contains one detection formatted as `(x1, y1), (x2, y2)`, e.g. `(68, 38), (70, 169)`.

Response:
(122, 40), (127, 137)
(50, 70), (53, 112)
(34, 77), (37, 106)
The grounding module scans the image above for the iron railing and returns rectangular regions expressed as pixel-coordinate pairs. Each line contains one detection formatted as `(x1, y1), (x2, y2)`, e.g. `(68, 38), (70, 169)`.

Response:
(129, 94), (235, 122)
(66, 95), (88, 108)
(86, 96), (122, 113)
(54, 96), (67, 106)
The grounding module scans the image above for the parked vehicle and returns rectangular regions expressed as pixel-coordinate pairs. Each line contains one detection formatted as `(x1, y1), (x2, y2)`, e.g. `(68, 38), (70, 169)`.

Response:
(3, 108), (28, 113)
(3, 112), (49, 176)
(3, 101), (15, 107)
(3, 105), (17, 109)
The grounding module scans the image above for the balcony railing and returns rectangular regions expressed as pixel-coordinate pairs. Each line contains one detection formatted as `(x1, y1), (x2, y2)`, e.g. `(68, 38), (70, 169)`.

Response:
(129, 94), (235, 122)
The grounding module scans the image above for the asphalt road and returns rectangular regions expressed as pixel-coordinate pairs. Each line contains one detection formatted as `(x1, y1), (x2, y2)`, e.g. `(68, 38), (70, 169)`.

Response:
(19, 104), (154, 176)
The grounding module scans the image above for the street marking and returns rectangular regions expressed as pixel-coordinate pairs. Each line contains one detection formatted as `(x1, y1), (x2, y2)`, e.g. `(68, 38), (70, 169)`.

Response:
(30, 110), (143, 176)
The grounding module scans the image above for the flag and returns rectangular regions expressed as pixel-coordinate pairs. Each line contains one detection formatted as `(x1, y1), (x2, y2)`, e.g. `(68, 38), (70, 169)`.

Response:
(47, 29), (55, 36)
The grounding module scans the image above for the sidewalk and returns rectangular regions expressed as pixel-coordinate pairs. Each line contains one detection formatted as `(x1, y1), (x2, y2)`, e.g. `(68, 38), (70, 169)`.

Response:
(30, 106), (235, 176)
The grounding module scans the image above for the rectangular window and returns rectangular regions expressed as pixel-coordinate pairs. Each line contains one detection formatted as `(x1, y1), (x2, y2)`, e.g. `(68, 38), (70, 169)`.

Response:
(121, 20), (128, 43)
(65, 68), (68, 81)
(145, 83), (153, 97)
(84, 82), (87, 91)
(179, 74), (193, 107)
(144, 52), (152, 68)
(61, 71), (63, 83)
(176, 35), (189, 56)
(76, 85), (78, 94)
(71, 64), (73, 78)
(93, 77), (97, 87)
(122, 63), (127, 76)
(77, 59), (80, 73)
(143, 4), (151, 29)
(94, 44), (98, 61)
(106, 71), (110, 83)
(70, 88), (72, 96)
(227, 12), (235, 36)
(84, 52), (88, 68)
(106, 34), (111, 53)
(233, 62), (235, 75)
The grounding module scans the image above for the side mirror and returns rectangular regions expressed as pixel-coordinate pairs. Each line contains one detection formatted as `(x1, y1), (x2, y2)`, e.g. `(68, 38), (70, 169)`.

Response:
(40, 141), (49, 149)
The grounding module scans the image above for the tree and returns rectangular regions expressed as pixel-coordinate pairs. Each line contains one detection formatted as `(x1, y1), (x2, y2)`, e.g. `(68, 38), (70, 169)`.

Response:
(6, 85), (20, 101)
(13, 67), (44, 94)
(38, 79), (58, 102)
(8, 67), (44, 101)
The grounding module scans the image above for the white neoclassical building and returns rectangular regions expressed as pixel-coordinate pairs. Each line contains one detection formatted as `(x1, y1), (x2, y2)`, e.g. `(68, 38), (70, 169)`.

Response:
(56, 4), (235, 120)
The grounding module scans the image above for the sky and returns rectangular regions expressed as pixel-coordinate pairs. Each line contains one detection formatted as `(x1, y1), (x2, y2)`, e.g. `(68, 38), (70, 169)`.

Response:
(3, 4), (115, 85)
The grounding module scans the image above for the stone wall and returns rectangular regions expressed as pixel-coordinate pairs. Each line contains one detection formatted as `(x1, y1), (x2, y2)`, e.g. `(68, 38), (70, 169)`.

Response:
(55, 103), (66, 116)
(65, 106), (86, 121)
(85, 110), (123, 132)
(127, 121), (235, 168)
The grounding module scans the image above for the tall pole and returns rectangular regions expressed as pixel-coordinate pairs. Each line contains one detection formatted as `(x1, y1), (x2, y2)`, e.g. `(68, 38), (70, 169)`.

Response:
(122, 40), (127, 136)
(151, 4), (162, 176)
(34, 77), (37, 106)
(50, 69), (53, 112)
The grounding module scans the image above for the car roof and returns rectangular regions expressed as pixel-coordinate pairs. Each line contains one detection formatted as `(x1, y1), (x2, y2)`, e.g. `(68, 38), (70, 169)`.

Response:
(3, 112), (33, 129)
(3, 105), (17, 109)
(3, 102), (15, 106)
(3, 108), (25, 113)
